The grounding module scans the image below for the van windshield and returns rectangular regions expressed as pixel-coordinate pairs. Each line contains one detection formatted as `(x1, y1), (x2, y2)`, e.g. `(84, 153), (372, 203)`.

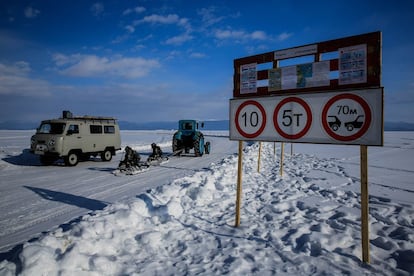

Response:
(37, 123), (66, 134)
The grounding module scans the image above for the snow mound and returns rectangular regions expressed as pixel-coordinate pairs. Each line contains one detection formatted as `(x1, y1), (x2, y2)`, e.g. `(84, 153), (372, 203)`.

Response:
(1, 141), (413, 275)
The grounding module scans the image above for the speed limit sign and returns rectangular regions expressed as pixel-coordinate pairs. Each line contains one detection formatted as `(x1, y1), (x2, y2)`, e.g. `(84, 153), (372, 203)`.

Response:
(234, 100), (266, 138)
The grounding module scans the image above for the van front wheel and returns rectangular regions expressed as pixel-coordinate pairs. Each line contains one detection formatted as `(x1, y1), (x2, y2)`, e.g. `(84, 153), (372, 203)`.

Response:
(101, 149), (112, 162)
(65, 152), (79, 166)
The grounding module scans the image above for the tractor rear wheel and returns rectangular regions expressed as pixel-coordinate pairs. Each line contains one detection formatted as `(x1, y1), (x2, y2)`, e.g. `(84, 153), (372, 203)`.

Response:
(172, 134), (182, 156)
(205, 141), (211, 154)
(194, 134), (204, 157)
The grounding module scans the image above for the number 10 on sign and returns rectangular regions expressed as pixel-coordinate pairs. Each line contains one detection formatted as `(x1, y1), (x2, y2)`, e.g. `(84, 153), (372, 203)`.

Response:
(235, 100), (266, 139)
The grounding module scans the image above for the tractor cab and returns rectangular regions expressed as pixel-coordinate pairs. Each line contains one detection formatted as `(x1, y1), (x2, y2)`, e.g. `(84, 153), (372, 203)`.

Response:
(172, 120), (210, 156)
(180, 120), (203, 132)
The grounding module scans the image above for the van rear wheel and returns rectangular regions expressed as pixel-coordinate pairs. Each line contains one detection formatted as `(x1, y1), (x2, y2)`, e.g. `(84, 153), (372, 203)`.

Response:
(65, 152), (79, 166)
(101, 149), (112, 161)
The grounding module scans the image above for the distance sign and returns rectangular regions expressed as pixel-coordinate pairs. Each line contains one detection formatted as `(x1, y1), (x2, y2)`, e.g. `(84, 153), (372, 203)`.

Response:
(322, 93), (372, 141)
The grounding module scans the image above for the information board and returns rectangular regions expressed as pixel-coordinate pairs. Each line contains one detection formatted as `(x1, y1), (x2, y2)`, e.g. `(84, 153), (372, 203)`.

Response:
(233, 31), (381, 98)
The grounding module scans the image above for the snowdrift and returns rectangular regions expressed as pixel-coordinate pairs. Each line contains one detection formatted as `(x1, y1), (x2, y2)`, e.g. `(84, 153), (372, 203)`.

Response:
(0, 131), (413, 275)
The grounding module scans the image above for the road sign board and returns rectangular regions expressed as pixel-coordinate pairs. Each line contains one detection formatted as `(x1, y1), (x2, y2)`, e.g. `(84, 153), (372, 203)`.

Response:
(235, 100), (266, 138)
(229, 88), (383, 146)
(273, 97), (312, 140)
(322, 93), (372, 141)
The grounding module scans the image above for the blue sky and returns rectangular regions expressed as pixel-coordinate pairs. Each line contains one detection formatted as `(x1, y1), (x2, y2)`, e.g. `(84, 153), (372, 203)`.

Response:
(0, 0), (413, 125)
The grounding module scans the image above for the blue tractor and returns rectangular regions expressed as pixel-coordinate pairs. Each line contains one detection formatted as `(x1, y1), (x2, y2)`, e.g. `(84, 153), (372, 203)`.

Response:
(172, 120), (211, 156)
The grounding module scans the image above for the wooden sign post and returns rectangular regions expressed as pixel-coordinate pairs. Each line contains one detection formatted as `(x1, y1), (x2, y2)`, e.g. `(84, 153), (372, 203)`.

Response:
(230, 32), (382, 263)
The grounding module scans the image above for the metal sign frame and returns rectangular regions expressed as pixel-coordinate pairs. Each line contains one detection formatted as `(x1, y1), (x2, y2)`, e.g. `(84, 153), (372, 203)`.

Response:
(233, 31), (381, 98)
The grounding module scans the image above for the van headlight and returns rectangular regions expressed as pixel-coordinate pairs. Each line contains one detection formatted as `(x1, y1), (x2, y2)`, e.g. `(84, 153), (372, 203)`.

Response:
(48, 139), (55, 146)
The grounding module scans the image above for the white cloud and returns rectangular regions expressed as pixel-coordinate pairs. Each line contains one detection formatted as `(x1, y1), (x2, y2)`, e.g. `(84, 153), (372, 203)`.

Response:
(189, 52), (207, 59)
(139, 14), (179, 24)
(0, 61), (31, 75)
(24, 6), (40, 19)
(165, 33), (193, 45)
(0, 62), (50, 96)
(135, 14), (191, 30)
(198, 7), (224, 26)
(277, 32), (293, 41)
(215, 28), (292, 43)
(123, 6), (146, 16)
(53, 54), (160, 79)
(125, 25), (135, 33)
(215, 29), (268, 41)
(251, 31), (267, 40)
(91, 3), (104, 17)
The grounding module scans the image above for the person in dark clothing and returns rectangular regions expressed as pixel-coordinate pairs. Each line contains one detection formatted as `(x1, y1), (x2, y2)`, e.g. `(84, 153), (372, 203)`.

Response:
(150, 143), (163, 159)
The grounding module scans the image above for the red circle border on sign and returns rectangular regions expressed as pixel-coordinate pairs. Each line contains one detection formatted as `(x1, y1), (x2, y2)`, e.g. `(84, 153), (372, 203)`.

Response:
(273, 97), (312, 140)
(321, 93), (372, 141)
(235, 100), (267, 139)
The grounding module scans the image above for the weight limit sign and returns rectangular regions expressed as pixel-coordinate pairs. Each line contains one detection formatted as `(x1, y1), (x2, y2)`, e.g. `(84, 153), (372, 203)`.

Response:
(235, 100), (266, 139)
(273, 97), (312, 140)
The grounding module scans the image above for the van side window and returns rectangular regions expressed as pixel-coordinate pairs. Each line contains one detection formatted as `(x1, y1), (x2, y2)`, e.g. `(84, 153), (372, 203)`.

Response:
(104, 125), (115, 134)
(68, 124), (79, 134)
(90, 125), (102, 134)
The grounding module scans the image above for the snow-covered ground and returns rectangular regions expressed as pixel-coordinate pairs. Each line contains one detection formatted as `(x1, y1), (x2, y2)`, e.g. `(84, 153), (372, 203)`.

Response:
(0, 130), (413, 275)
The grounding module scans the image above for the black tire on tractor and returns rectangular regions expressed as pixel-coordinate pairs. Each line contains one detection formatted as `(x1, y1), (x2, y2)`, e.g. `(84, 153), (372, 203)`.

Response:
(101, 149), (112, 162)
(172, 135), (182, 156)
(194, 134), (204, 157)
(205, 141), (211, 154)
(65, 151), (79, 166)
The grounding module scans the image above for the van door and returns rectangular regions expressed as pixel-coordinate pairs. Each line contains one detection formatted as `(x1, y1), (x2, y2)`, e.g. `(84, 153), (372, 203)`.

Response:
(63, 124), (82, 155)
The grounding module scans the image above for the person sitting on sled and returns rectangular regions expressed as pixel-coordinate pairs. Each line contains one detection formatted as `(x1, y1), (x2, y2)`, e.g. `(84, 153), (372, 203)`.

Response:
(120, 146), (140, 168)
(149, 143), (163, 159)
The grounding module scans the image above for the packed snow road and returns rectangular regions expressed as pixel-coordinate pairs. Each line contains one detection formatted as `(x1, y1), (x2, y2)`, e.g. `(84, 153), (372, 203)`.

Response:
(0, 130), (237, 254)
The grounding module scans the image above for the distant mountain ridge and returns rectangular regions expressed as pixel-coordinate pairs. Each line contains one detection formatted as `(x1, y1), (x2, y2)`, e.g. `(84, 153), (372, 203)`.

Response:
(1, 120), (414, 131)
(118, 120), (230, 131)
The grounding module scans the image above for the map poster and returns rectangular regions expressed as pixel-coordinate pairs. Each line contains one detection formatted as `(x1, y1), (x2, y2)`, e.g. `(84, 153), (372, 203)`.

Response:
(268, 68), (282, 91)
(338, 44), (367, 85)
(306, 61), (330, 87)
(296, 63), (313, 88)
(281, 66), (297, 90)
(268, 61), (330, 91)
(240, 63), (257, 94)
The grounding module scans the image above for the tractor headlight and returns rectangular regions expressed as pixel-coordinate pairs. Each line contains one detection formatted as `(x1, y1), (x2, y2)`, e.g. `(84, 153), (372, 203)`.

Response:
(31, 136), (36, 146)
(48, 139), (55, 146)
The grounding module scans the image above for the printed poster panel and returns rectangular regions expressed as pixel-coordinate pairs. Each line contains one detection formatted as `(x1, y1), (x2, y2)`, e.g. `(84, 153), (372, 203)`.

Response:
(307, 61), (330, 87)
(268, 61), (330, 91)
(240, 63), (257, 94)
(268, 68), (281, 91)
(339, 44), (367, 85)
(281, 66), (297, 90)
